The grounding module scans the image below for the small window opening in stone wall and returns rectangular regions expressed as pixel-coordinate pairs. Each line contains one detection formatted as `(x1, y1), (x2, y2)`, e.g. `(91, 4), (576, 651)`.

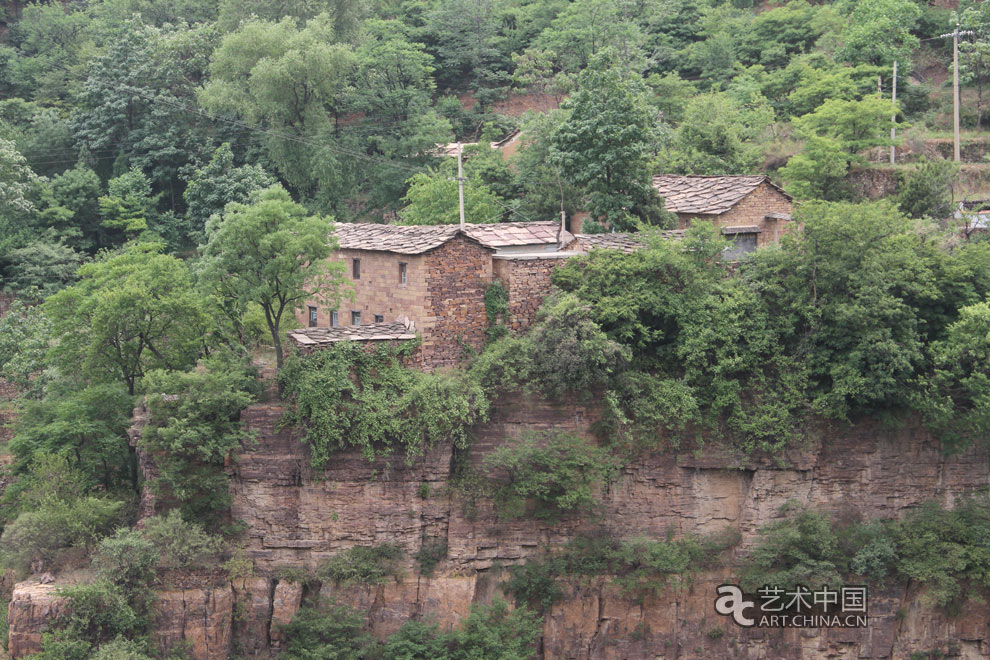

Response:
(353, 258), (361, 279)
(352, 311), (361, 325)
(399, 262), (407, 285)
(308, 306), (318, 327)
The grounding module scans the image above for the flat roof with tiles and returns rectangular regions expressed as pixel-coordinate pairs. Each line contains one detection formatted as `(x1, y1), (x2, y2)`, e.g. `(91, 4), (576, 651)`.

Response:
(287, 318), (418, 349)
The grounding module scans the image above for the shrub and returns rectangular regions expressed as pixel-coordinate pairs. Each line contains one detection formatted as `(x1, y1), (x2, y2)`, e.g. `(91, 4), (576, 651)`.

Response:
(280, 342), (489, 466)
(90, 638), (155, 660)
(141, 511), (222, 570)
(141, 353), (258, 526)
(53, 582), (141, 648)
(414, 538), (447, 576)
(277, 598), (372, 660)
(94, 528), (158, 589)
(483, 432), (617, 520)
(0, 495), (122, 573)
(316, 543), (404, 585)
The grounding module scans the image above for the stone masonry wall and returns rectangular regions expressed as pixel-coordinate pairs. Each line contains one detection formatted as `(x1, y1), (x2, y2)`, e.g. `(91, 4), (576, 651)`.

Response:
(423, 235), (492, 367)
(675, 182), (793, 247)
(296, 249), (430, 330)
(492, 255), (572, 333)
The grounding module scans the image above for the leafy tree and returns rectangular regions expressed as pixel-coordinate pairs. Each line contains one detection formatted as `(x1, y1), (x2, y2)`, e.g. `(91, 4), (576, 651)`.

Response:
(399, 165), (502, 225)
(959, 1), (990, 129)
(46, 165), (104, 253)
(511, 110), (583, 222)
(0, 137), (38, 264)
(141, 511), (222, 569)
(835, 0), (921, 70)
(4, 3), (92, 104)
(447, 599), (542, 660)
(200, 16), (357, 212)
(73, 21), (216, 213)
(551, 51), (668, 230)
(200, 186), (346, 371)
(896, 157), (960, 220)
(0, 300), (51, 395)
(277, 598), (373, 660)
(673, 91), (770, 175)
(779, 135), (851, 201)
(90, 639), (155, 660)
(140, 353), (258, 525)
(4, 236), (83, 299)
(45, 242), (207, 395)
(483, 431), (617, 519)
(99, 168), (158, 243)
(182, 143), (276, 244)
(94, 529), (158, 590)
(10, 383), (135, 491)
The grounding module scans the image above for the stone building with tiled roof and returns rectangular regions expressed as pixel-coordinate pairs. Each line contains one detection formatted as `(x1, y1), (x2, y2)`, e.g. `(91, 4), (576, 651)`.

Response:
(292, 221), (581, 369)
(652, 174), (793, 251)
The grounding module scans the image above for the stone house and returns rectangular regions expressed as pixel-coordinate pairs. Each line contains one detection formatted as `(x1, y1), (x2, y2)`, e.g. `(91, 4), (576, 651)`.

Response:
(290, 221), (578, 369)
(652, 175), (793, 256)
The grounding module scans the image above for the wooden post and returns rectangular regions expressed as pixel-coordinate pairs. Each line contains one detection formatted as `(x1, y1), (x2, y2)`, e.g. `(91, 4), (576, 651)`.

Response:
(954, 26), (961, 162)
(890, 60), (897, 165)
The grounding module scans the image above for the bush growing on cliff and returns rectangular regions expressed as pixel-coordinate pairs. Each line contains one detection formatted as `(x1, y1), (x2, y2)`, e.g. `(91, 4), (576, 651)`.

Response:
(316, 542), (404, 585)
(279, 342), (489, 467)
(503, 528), (739, 610)
(140, 351), (259, 527)
(277, 597), (372, 660)
(483, 431), (617, 520)
(740, 498), (990, 609)
(141, 511), (223, 570)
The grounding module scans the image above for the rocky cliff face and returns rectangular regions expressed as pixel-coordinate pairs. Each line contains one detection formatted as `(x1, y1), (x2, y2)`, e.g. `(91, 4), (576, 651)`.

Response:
(225, 395), (990, 659)
(10, 394), (990, 659)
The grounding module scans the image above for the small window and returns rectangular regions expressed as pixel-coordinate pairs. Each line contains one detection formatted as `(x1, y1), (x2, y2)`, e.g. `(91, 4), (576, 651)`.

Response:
(308, 306), (318, 328)
(353, 258), (361, 279)
(351, 311), (361, 325)
(374, 314), (384, 323)
(331, 310), (339, 327)
(399, 262), (407, 285)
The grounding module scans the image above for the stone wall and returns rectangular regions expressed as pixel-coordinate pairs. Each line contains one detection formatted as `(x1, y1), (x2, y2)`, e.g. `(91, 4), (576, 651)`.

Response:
(675, 182), (794, 247)
(296, 249), (430, 330)
(492, 254), (573, 333)
(423, 235), (492, 367)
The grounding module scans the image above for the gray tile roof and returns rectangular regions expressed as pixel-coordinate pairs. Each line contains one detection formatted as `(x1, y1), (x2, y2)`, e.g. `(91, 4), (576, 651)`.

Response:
(287, 318), (417, 347)
(462, 222), (572, 248)
(652, 175), (790, 216)
(575, 231), (684, 253)
(331, 221), (571, 255)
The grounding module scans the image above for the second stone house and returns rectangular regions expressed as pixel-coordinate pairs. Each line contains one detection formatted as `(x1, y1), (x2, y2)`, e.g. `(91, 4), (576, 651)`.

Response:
(652, 174), (793, 257)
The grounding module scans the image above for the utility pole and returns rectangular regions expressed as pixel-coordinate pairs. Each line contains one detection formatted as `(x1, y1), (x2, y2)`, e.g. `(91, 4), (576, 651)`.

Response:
(457, 142), (466, 227)
(938, 26), (976, 162)
(891, 60), (897, 164)
(954, 25), (961, 162)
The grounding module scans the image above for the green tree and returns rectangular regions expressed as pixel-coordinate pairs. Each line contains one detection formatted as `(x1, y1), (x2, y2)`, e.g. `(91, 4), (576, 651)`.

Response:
(399, 165), (502, 225)
(896, 157), (960, 220)
(779, 135), (851, 201)
(199, 16), (357, 212)
(674, 91), (770, 175)
(182, 143), (276, 243)
(45, 242), (207, 395)
(200, 186), (347, 371)
(835, 0), (921, 69)
(551, 51), (668, 231)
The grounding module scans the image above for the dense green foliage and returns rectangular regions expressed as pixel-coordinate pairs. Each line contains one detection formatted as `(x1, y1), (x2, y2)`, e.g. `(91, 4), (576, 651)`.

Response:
(279, 598), (541, 660)
(140, 353), (259, 526)
(316, 543), (405, 586)
(504, 528), (739, 610)
(740, 498), (990, 610)
(280, 341), (489, 465)
(482, 432), (617, 520)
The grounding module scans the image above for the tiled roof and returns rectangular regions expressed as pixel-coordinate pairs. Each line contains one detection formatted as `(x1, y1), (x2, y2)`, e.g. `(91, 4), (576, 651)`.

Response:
(652, 175), (790, 216)
(463, 222), (572, 248)
(287, 318), (417, 348)
(332, 223), (461, 255)
(575, 231), (684, 253)
(331, 221), (570, 255)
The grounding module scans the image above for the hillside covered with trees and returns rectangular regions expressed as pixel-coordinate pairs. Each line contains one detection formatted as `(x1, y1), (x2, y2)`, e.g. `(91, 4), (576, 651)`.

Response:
(1, 0), (990, 659)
